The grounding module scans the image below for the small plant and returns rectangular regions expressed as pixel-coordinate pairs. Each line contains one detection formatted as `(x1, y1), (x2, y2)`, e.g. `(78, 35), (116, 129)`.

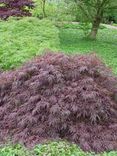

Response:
(34, 141), (92, 156)
(0, 144), (33, 156)
(79, 22), (91, 37)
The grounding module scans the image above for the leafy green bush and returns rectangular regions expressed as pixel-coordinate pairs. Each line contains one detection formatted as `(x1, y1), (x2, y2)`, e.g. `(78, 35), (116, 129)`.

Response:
(0, 142), (93, 156)
(1, 142), (117, 156)
(78, 22), (91, 36)
(34, 142), (117, 156)
(0, 144), (33, 156)
(34, 141), (93, 156)
(97, 151), (117, 156)
(103, 9), (117, 24)
(0, 17), (59, 70)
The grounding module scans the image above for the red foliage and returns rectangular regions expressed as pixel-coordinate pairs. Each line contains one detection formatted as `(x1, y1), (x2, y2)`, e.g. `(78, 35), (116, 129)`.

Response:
(0, 0), (34, 19)
(0, 53), (117, 152)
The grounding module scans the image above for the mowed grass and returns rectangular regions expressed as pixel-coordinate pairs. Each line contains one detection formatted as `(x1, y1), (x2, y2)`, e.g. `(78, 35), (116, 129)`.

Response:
(59, 26), (117, 74)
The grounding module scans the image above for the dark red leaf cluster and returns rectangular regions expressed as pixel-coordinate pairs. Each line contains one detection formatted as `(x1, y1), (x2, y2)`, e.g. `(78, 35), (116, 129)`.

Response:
(0, 0), (34, 19)
(0, 52), (117, 153)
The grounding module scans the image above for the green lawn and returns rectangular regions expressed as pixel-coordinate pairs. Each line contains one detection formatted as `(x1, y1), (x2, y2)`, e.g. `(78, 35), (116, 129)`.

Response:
(59, 26), (117, 74)
(0, 19), (117, 74)
(0, 17), (59, 70)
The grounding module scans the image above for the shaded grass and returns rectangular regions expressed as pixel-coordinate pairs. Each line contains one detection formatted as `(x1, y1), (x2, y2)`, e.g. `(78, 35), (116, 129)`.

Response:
(59, 27), (117, 74)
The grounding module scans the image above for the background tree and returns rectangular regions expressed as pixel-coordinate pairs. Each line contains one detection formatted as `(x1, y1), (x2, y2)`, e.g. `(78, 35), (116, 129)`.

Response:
(32, 0), (47, 19)
(72, 0), (117, 39)
(41, 0), (46, 18)
(0, 0), (34, 20)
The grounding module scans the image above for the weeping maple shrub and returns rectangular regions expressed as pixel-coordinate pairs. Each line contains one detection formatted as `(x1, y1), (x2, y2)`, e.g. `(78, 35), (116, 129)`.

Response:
(0, 0), (34, 19)
(0, 52), (117, 153)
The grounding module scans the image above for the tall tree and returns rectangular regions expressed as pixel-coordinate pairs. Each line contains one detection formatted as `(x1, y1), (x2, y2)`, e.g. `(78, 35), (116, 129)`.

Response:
(72, 0), (117, 39)
(0, 0), (34, 20)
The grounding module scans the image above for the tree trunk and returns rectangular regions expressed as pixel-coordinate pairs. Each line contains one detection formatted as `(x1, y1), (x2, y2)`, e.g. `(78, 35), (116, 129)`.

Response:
(89, 17), (101, 40)
(42, 0), (46, 18)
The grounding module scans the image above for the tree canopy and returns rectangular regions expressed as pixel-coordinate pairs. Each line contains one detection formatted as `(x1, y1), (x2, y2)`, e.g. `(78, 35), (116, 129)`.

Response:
(66, 0), (117, 39)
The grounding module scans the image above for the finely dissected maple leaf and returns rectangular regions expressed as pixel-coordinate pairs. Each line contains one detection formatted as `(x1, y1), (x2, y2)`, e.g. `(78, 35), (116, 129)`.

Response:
(0, 52), (117, 153)
(0, 0), (34, 19)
